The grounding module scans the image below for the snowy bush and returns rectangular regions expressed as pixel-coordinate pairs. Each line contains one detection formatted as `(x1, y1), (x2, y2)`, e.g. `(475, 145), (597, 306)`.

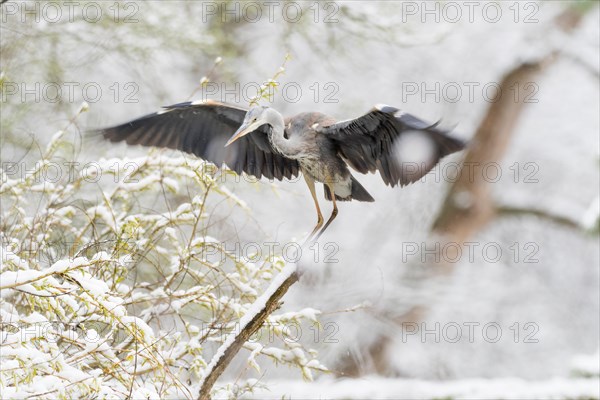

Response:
(0, 108), (326, 399)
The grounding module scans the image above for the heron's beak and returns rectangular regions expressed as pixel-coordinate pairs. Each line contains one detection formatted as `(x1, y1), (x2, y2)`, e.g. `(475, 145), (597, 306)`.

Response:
(225, 120), (264, 146)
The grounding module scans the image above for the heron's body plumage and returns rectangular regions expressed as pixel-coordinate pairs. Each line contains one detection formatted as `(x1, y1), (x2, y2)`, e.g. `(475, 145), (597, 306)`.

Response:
(100, 100), (465, 241)
(280, 112), (371, 201)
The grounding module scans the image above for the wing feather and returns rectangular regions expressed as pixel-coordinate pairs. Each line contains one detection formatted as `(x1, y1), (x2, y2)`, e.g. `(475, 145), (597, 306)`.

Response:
(100, 101), (299, 181)
(317, 106), (466, 187)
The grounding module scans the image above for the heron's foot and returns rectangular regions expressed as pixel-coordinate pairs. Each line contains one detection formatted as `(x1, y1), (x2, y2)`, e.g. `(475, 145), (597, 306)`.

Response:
(311, 228), (326, 243)
(312, 207), (338, 242)
(301, 218), (324, 246)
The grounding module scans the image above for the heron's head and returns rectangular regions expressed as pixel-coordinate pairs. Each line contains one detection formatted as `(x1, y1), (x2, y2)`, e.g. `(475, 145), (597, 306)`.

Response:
(225, 106), (270, 146)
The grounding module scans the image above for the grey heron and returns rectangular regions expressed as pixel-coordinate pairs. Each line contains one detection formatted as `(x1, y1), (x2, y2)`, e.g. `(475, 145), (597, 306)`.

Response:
(101, 100), (465, 242)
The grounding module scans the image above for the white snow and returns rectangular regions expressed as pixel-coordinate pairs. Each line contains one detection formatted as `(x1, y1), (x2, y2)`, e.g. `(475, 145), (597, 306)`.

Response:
(571, 349), (600, 377)
(240, 376), (600, 400)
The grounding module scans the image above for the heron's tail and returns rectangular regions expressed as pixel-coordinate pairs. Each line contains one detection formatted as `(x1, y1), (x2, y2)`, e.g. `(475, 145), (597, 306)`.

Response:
(350, 176), (375, 202)
(324, 176), (375, 202)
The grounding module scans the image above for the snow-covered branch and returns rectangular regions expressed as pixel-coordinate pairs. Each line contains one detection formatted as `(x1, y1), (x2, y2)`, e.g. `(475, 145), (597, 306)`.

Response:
(198, 263), (299, 400)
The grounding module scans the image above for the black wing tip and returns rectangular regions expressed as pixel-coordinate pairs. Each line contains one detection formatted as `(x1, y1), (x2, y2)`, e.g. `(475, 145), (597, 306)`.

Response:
(83, 124), (111, 139)
(401, 113), (469, 155)
(441, 129), (469, 155)
(91, 123), (133, 143)
(82, 128), (110, 146)
(100, 128), (122, 142)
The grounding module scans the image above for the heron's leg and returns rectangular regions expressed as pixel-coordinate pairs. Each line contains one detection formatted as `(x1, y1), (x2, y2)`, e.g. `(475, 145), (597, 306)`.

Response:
(313, 183), (338, 242)
(303, 174), (324, 243)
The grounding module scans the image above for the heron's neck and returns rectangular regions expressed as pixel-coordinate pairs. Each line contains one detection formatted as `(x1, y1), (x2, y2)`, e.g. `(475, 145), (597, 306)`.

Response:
(265, 108), (298, 157)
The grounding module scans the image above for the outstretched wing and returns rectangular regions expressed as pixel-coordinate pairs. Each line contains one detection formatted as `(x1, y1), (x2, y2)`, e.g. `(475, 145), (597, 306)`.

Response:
(100, 100), (299, 180)
(316, 105), (466, 186)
